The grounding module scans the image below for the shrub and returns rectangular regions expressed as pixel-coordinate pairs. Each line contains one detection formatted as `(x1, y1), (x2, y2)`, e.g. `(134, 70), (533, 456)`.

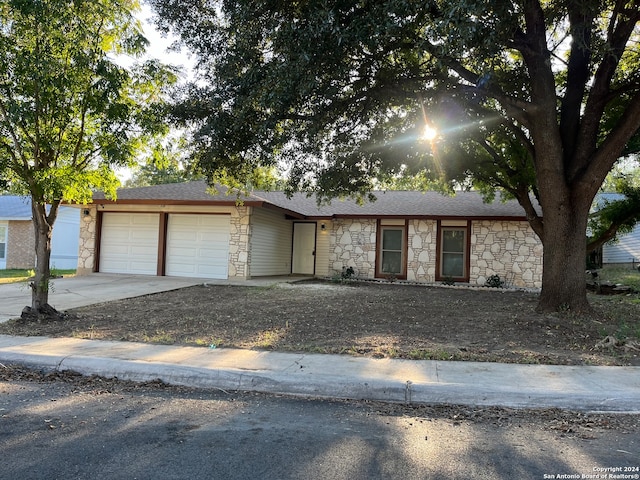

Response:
(341, 266), (355, 279)
(485, 274), (505, 288)
(331, 266), (356, 284)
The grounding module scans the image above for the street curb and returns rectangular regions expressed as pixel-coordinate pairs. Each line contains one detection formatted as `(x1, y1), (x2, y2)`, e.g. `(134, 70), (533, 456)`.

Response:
(2, 350), (639, 414)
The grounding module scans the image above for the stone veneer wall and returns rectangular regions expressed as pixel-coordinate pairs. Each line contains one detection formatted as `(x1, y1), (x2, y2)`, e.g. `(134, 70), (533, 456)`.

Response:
(328, 218), (377, 278)
(327, 217), (543, 288)
(6, 220), (35, 269)
(228, 206), (251, 279)
(77, 206), (97, 275)
(470, 220), (543, 288)
(406, 219), (438, 282)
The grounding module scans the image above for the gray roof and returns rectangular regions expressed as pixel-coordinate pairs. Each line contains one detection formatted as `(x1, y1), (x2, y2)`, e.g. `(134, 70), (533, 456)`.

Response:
(255, 190), (535, 218)
(93, 181), (238, 202)
(0, 196), (32, 220)
(93, 180), (537, 219)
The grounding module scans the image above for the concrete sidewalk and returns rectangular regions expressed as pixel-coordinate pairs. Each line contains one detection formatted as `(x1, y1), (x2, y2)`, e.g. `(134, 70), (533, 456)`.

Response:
(1, 334), (638, 413)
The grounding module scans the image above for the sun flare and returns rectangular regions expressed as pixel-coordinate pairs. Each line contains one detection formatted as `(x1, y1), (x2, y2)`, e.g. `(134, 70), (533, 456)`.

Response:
(421, 124), (437, 141)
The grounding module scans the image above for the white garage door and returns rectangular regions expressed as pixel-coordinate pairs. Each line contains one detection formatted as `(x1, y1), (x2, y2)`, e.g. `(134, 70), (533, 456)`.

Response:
(100, 213), (159, 275)
(166, 214), (230, 279)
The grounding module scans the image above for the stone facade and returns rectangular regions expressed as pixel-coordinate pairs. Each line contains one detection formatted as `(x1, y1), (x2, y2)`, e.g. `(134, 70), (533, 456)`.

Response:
(76, 203), (543, 288)
(228, 206), (251, 279)
(77, 206), (97, 275)
(470, 220), (543, 288)
(328, 218), (377, 278)
(406, 219), (438, 282)
(325, 217), (543, 288)
(6, 220), (35, 269)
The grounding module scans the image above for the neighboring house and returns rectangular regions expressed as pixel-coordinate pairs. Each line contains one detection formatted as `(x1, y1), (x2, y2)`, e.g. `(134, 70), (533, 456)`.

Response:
(78, 181), (544, 288)
(0, 196), (80, 270)
(593, 193), (640, 267)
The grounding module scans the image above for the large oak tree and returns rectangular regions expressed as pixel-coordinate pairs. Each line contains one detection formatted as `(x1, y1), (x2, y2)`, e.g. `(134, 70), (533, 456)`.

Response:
(0, 0), (175, 316)
(150, 0), (640, 313)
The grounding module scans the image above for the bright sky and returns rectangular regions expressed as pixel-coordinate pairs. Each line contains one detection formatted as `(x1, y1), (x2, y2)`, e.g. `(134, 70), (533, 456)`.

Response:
(138, 3), (195, 78)
(114, 3), (194, 182)
(112, 3), (194, 79)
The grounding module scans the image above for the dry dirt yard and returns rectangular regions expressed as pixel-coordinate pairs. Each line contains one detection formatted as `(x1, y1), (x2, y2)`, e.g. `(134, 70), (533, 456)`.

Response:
(1, 280), (639, 366)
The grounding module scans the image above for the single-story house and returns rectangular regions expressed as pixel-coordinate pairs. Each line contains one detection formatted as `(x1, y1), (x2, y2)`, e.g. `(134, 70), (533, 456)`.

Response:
(0, 196), (80, 270)
(594, 193), (640, 267)
(77, 181), (544, 288)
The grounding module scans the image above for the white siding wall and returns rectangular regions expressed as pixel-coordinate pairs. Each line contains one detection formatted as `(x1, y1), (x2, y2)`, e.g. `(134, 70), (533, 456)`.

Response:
(603, 224), (640, 265)
(51, 206), (80, 270)
(315, 221), (332, 277)
(249, 208), (293, 276)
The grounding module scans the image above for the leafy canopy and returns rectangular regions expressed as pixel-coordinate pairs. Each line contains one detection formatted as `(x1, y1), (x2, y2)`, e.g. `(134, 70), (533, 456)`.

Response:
(0, 0), (177, 205)
(150, 0), (640, 209)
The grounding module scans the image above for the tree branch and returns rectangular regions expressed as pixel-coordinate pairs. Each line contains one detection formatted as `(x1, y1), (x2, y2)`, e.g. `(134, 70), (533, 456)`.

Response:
(581, 91), (640, 194)
(559, 6), (593, 161)
(573, 5), (640, 169)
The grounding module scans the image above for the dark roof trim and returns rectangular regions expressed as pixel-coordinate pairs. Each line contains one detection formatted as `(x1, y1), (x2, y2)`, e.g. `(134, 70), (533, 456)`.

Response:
(92, 197), (310, 220)
(91, 198), (265, 207)
(302, 214), (530, 221)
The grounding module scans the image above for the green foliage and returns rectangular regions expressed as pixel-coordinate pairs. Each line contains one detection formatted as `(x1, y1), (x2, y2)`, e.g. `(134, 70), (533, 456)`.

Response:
(331, 266), (356, 284)
(149, 0), (639, 202)
(407, 349), (454, 361)
(0, 0), (176, 308)
(614, 321), (640, 341)
(0, 0), (176, 204)
(125, 136), (204, 187)
(342, 266), (355, 280)
(600, 159), (640, 191)
(597, 266), (640, 292)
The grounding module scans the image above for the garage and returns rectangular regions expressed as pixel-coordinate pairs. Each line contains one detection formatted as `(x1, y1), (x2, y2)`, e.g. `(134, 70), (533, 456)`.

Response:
(165, 214), (230, 279)
(99, 213), (159, 275)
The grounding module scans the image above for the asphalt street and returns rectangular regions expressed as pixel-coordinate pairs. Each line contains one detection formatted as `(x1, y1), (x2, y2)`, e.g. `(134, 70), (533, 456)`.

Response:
(1, 375), (638, 480)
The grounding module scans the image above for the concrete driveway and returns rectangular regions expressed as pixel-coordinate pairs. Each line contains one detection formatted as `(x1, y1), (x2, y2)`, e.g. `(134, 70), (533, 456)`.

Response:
(0, 274), (206, 323)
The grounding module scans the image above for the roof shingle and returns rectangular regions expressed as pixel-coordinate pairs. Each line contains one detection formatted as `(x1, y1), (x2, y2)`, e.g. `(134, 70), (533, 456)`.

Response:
(93, 180), (538, 219)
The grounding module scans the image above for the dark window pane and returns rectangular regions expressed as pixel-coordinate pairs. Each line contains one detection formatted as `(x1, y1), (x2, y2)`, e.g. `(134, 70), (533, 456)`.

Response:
(442, 253), (464, 277)
(443, 230), (464, 252)
(382, 251), (402, 274)
(382, 229), (403, 251)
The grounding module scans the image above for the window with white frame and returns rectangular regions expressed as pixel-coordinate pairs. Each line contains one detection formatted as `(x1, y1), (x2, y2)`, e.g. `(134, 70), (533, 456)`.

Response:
(0, 224), (7, 261)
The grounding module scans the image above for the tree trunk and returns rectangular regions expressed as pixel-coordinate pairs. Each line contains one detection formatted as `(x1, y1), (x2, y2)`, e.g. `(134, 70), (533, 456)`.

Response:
(29, 199), (56, 312)
(536, 191), (592, 313)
